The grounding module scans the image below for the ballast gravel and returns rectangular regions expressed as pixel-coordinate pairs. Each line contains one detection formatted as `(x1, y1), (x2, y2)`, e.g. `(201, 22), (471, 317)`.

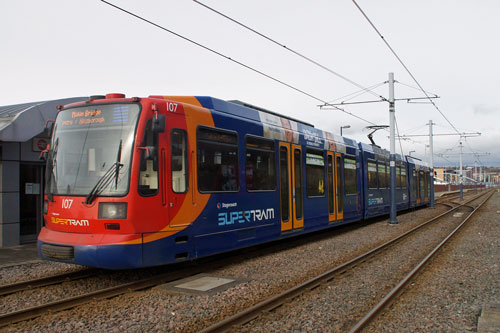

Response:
(2, 191), (498, 332)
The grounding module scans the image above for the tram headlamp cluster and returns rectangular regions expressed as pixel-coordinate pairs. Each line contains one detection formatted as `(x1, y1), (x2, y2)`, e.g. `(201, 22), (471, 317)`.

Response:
(98, 202), (127, 219)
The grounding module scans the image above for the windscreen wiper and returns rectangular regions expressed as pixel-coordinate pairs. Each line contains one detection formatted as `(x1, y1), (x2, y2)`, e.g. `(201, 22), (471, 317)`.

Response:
(84, 162), (123, 205)
(85, 140), (123, 205)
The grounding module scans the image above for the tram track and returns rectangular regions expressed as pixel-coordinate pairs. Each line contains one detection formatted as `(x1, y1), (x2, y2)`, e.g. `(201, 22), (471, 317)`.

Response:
(0, 268), (97, 297)
(200, 190), (493, 332)
(0, 191), (479, 329)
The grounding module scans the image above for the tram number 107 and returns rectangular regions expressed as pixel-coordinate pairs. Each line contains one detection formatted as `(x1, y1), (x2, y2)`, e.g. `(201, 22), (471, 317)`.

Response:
(62, 199), (73, 209)
(166, 102), (178, 113)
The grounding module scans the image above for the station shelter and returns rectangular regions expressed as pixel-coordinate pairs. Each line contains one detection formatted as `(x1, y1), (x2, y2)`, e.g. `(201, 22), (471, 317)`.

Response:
(0, 97), (87, 247)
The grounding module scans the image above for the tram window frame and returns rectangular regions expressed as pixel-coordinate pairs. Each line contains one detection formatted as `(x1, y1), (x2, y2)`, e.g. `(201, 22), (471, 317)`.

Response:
(138, 119), (159, 197)
(401, 166), (407, 189)
(367, 160), (377, 189)
(344, 156), (357, 195)
(377, 161), (387, 189)
(306, 148), (326, 197)
(196, 126), (240, 193)
(336, 155), (344, 213)
(396, 165), (402, 188)
(171, 129), (189, 194)
(419, 170), (425, 196)
(245, 135), (276, 192)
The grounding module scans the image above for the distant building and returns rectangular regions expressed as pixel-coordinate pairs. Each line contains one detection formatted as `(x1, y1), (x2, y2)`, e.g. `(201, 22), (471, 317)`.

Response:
(0, 97), (87, 247)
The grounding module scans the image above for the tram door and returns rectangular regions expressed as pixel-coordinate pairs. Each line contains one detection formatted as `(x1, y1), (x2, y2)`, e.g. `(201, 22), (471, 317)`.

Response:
(279, 143), (304, 232)
(327, 152), (344, 222)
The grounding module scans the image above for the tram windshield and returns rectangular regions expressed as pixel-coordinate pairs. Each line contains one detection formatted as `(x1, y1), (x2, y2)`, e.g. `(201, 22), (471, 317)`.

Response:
(46, 103), (140, 197)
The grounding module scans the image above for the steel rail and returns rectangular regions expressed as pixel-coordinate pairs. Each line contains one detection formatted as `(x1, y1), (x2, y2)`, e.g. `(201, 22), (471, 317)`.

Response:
(200, 190), (491, 333)
(349, 190), (495, 332)
(0, 269), (97, 297)
(0, 268), (203, 327)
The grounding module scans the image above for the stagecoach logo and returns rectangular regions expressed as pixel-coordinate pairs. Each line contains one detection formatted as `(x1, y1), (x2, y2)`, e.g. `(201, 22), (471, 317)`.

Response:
(51, 217), (90, 227)
(218, 208), (275, 226)
(217, 202), (238, 209)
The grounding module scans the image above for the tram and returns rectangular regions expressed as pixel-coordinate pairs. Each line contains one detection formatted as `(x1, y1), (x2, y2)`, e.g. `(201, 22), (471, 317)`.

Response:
(38, 93), (431, 269)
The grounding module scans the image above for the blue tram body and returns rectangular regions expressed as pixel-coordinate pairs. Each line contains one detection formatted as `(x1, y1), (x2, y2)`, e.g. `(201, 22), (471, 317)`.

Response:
(38, 95), (432, 269)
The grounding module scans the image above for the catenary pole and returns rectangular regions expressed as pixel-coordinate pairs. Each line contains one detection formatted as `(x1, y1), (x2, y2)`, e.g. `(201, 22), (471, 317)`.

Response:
(428, 120), (435, 208)
(459, 139), (463, 200)
(389, 73), (398, 224)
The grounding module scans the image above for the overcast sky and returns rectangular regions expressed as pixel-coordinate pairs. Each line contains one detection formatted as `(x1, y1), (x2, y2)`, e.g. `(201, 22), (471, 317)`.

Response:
(2, 0), (499, 167)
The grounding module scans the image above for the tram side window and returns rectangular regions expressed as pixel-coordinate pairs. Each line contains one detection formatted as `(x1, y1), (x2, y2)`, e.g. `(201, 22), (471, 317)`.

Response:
(427, 172), (431, 195)
(336, 155), (343, 213)
(171, 129), (188, 193)
(419, 171), (425, 196)
(424, 171), (429, 197)
(377, 162), (387, 189)
(245, 136), (276, 191)
(401, 166), (407, 189)
(344, 157), (357, 195)
(412, 170), (418, 198)
(306, 149), (325, 197)
(368, 161), (377, 189)
(138, 119), (159, 196)
(396, 166), (402, 188)
(197, 127), (239, 192)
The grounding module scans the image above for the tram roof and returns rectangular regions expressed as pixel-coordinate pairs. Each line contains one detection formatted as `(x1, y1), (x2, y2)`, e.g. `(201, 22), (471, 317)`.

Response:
(0, 97), (87, 142)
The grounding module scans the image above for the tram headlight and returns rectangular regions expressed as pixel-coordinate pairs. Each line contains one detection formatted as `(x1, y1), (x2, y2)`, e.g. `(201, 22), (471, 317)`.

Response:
(98, 202), (127, 219)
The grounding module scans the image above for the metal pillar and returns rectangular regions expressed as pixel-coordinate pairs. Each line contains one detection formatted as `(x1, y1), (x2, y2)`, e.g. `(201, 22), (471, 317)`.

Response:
(459, 140), (463, 201)
(389, 73), (398, 224)
(428, 120), (435, 208)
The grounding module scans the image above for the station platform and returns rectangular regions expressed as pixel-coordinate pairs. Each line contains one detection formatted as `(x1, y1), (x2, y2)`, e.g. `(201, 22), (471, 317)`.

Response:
(0, 242), (39, 268)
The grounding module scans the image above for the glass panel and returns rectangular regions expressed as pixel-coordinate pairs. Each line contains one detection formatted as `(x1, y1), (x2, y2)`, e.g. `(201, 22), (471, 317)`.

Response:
(401, 167), (407, 189)
(47, 103), (140, 196)
(412, 170), (418, 198)
(368, 161), (377, 189)
(306, 149), (325, 197)
(396, 166), (402, 188)
(197, 127), (239, 192)
(171, 129), (188, 193)
(377, 162), (387, 189)
(138, 119), (159, 196)
(294, 148), (303, 220)
(419, 171), (425, 197)
(328, 155), (334, 215)
(280, 146), (289, 222)
(336, 155), (343, 213)
(246, 136), (276, 191)
(344, 157), (357, 195)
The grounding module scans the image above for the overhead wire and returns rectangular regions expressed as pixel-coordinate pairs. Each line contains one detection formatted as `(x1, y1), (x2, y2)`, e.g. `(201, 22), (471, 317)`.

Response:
(100, 0), (378, 126)
(192, 0), (387, 102)
(351, 0), (462, 135)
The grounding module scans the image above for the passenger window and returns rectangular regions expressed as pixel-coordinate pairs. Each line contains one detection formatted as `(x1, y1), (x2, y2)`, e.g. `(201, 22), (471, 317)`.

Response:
(344, 157), (357, 195)
(401, 167), (407, 189)
(336, 155), (343, 213)
(412, 170), (418, 198)
(171, 129), (188, 193)
(377, 162), (387, 189)
(245, 136), (276, 191)
(138, 119), (159, 196)
(306, 149), (325, 197)
(279, 146), (289, 222)
(396, 166), (402, 188)
(368, 161), (377, 189)
(197, 127), (239, 192)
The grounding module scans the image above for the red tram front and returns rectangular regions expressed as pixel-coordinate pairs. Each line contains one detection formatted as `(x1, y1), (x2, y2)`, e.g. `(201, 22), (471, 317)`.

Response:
(38, 93), (210, 268)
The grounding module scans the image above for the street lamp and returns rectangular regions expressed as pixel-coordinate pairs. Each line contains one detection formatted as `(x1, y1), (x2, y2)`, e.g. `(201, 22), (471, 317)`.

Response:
(409, 150), (416, 157)
(340, 125), (351, 136)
